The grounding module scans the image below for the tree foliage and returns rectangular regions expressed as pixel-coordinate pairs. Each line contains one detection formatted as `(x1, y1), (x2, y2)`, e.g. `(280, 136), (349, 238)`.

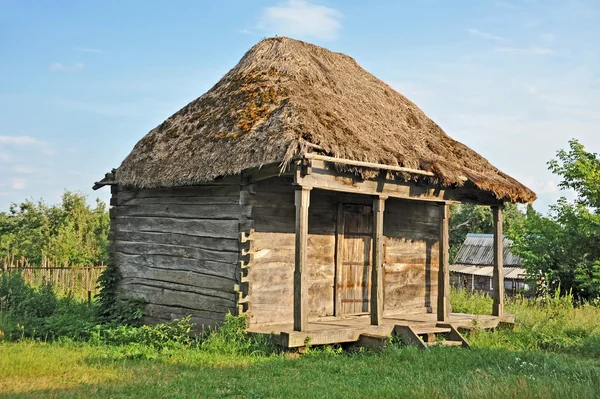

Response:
(510, 139), (600, 300)
(450, 203), (525, 261)
(0, 191), (109, 266)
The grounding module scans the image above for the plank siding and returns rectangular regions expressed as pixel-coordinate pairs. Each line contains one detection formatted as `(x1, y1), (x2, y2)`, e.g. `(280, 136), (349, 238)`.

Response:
(383, 198), (439, 316)
(112, 184), (241, 325)
(243, 178), (338, 325)
(243, 178), (440, 326)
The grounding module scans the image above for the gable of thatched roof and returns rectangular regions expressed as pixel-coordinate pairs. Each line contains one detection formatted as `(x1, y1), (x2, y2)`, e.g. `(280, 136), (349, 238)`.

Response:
(116, 36), (536, 203)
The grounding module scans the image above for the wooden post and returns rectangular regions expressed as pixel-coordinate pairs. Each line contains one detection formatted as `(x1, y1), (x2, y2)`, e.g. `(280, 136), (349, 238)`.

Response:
(294, 186), (311, 332)
(492, 205), (504, 317)
(437, 203), (450, 322)
(370, 196), (386, 325)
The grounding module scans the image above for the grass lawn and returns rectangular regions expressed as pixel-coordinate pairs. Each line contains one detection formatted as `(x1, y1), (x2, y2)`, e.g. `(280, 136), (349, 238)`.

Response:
(1, 341), (600, 399)
(2, 284), (600, 399)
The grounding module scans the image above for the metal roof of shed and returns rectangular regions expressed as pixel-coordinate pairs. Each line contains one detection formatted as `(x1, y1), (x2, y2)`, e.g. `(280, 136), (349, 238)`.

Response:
(453, 233), (522, 267)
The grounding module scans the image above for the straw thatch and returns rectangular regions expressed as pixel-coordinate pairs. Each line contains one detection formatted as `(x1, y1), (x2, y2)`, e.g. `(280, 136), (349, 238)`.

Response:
(117, 37), (536, 203)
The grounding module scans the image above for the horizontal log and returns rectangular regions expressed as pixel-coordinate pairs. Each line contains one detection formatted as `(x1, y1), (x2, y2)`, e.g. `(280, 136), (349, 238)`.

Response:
(119, 262), (236, 293)
(114, 216), (239, 239)
(252, 233), (332, 250)
(119, 183), (240, 197)
(117, 196), (240, 206)
(114, 252), (237, 280)
(117, 204), (241, 220)
(143, 303), (226, 325)
(295, 160), (503, 206)
(114, 241), (239, 264)
(114, 230), (239, 253)
(120, 280), (236, 313)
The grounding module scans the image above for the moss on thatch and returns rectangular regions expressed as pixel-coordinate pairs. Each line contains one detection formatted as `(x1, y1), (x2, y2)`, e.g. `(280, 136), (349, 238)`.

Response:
(116, 37), (536, 203)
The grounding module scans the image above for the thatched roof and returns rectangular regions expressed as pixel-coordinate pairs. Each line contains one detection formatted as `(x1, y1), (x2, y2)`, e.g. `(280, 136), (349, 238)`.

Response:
(116, 37), (536, 203)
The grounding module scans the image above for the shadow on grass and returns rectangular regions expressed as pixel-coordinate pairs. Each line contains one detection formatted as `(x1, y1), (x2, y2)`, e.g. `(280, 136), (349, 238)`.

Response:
(2, 346), (600, 399)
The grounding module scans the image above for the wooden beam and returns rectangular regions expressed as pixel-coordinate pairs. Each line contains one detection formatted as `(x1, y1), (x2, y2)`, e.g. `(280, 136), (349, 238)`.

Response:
(303, 153), (439, 178)
(334, 203), (345, 317)
(492, 205), (504, 317)
(371, 196), (386, 326)
(294, 160), (502, 206)
(294, 186), (311, 331)
(437, 203), (450, 322)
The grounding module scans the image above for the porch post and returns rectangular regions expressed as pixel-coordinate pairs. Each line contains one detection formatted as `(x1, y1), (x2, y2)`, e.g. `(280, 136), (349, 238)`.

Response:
(294, 186), (311, 332)
(437, 203), (450, 322)
(492, 205), (504, 317)
(371, 196), (386, 326)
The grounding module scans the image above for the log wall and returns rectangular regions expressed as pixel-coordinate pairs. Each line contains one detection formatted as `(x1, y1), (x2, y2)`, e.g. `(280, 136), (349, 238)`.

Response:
(383, 198), (439, 316)
(241, 178), (341, 325)
(243, 177), (439, 326)
(110, 184), (241, 327)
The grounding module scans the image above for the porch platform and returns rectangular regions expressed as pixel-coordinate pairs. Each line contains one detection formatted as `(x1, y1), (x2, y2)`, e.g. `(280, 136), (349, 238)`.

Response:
(247, 312), (515, 348)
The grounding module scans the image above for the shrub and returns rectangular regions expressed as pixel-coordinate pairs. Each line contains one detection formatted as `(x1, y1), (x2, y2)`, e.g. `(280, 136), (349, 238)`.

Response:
(201, 313), (278, 356)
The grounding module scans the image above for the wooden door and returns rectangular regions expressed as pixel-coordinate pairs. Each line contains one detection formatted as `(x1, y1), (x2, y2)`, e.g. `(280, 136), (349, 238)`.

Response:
(336, 204), (373, 315)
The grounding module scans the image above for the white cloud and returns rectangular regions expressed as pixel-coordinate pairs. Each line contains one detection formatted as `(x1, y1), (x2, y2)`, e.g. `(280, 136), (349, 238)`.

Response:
(257, 0), (342, 40)
(49, 62), (84, 72)
(75, 47), (103, 53)
(0, 135), (42, 145)
(495, 46), (556, 55)
(467, 28), (503, 41)
(238, 29), (256, 35)
(524, 84), (538, 94)
(11, 179), (26, 190)
(540, 33), (556, 42)
(11, 165), (36, 174)
(0, 135), (55, 155)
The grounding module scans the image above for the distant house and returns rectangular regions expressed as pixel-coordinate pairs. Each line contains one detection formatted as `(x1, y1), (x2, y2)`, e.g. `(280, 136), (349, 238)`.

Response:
(450, 234), (527, 296)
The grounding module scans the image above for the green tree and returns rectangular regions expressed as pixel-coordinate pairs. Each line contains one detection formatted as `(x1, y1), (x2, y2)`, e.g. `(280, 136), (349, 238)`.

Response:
(0, 191), (109, 266)
(511, 139), (600, 300)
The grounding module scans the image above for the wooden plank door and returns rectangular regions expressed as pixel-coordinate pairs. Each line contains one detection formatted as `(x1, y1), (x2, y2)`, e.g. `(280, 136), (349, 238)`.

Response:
(336, 204), (373, 315)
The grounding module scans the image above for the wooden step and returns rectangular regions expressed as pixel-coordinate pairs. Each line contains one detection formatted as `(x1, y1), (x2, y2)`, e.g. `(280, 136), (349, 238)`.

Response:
(427, 340), (463, 347)
(411, 326), (451, 335)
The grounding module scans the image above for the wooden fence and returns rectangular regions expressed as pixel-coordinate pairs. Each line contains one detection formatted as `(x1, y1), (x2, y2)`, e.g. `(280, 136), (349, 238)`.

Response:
(1, 257), (107, 300)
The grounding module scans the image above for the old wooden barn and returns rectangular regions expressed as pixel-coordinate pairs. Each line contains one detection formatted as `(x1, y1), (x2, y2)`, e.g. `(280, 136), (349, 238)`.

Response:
(94, 37), (536, 348)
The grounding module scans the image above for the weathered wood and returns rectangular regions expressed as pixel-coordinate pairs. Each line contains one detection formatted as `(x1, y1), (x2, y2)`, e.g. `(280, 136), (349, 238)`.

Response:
(334, 203), (344, 316)
(120, 277), (236, 303)
(295, 161), (503, 205)
(338, 205), (372, 315)
(393, 325), (428, 349)
(120, 282), (236, 313)
(281, 325), (393, 348)
(492, 206), (504, 317)
(303, 153), (437, 177)
(114, 230), (239, 253)
(371, 196), (386, 325)
(119, 262), (236, 293)
(294, 187), (311, 331)
(117, 204), (240, 219)
(437, 203), (450, 322)
(113, 241), (239, 264)
(118, 184), (240, 199)
(117, 196), (240, 206)
(113, 252), (238, 280)
(114, 216), (239, 239)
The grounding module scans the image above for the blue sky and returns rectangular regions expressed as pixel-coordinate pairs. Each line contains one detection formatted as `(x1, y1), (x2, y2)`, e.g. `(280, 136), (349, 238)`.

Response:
(1, 0), (599, 212)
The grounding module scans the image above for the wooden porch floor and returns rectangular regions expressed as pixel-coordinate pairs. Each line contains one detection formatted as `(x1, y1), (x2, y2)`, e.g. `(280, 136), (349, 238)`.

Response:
(247, 312), (515, 348)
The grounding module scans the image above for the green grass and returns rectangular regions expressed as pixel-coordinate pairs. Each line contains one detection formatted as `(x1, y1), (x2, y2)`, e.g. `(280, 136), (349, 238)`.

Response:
(1, 341), (599, 398)
(1, 287), (600, 398)
(451, 288), (600, 356)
